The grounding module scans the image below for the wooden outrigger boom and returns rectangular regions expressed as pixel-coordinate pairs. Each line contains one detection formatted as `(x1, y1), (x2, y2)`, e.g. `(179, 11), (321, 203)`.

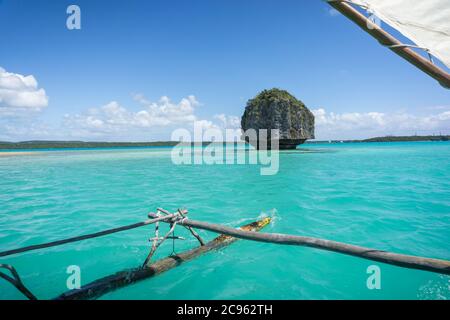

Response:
(55, 217), (271, 300)
(2, 208), (450, 300)
(149, 213), (450, 276)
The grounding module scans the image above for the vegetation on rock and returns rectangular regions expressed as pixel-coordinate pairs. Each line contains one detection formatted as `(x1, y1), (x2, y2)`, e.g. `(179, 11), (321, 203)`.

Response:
(241, 88), (315, 149)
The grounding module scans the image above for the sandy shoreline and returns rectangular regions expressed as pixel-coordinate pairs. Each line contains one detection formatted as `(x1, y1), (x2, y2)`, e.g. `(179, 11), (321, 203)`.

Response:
(0, 151), (38, 157)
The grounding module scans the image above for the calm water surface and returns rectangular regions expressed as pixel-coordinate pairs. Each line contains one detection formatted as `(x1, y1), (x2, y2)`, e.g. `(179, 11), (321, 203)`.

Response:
(0, 142), (449, 299)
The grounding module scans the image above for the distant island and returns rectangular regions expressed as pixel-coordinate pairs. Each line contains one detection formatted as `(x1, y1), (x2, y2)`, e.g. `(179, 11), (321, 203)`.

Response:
(0, 135), (449, 150)
(0, 141), (180, 150)
(307, 135), (450, 144)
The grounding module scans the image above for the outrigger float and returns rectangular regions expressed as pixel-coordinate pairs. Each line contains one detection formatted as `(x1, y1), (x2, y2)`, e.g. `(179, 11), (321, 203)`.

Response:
(0, 208), (449, 300)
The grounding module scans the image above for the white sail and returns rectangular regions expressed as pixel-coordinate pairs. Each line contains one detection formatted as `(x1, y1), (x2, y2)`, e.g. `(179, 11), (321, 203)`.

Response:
(348, 0), (450, 68)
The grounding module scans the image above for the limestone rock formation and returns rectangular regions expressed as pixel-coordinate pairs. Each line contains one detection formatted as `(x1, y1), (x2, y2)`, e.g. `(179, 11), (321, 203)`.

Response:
(241, 88), (315, 149)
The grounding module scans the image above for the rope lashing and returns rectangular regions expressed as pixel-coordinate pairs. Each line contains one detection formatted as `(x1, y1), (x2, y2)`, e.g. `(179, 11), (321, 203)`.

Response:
(142, 221), (178, 267)
(141, 208), (205, 266)
(141, 209), (191, 267)
(387, 44), (434, 63)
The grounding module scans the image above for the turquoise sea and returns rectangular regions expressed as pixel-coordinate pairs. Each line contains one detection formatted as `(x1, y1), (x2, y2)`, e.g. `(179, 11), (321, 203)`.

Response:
(0, 142), (449, 300)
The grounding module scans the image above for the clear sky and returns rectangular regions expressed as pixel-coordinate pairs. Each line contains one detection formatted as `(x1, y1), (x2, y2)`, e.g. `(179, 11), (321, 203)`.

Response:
(0, 0), (449, 141)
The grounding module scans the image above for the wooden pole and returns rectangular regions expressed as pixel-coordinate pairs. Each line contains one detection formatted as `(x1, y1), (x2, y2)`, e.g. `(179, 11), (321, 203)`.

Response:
(149, 214), (450, 275)
(55, 217), (271, 300)
(142, 212), (162, 267)
(0, 214), (177, 258)
(328, 1), (450, 89)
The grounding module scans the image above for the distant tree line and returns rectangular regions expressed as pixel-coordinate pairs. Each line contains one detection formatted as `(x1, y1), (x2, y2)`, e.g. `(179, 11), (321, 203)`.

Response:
(0, 141), (180, 150)
(360, 135), (450, 142)
(0, 135), (449, 150)
(307, 135), (450, 144)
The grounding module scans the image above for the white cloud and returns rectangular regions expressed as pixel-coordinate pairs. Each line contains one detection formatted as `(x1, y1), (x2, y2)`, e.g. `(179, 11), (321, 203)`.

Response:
(64, 96), (201, 134)
(133, 94), (200, 126)
(1, 92), (242, 141)
(312, 108), (450, 140)
(213, 114), (241, 128)
(0, 67), (48, 114)
(0, 120), (54, 141)
(60, 95), (241, 141)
